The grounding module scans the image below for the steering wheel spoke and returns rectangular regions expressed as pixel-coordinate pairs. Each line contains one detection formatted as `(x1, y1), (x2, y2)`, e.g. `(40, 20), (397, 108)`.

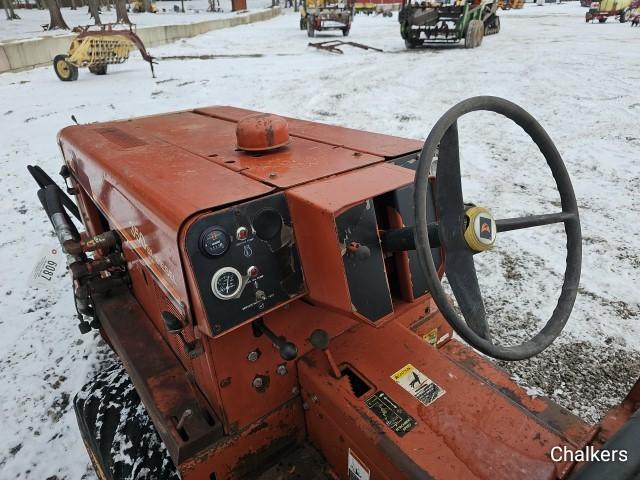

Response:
(436, 121), (465, 228)
(445, 250), (490, 340)
(496, 211), (577, 233)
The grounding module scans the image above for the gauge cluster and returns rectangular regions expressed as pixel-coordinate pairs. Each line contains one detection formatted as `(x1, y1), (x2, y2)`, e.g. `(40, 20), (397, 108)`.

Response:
(185, 193), (305, 335)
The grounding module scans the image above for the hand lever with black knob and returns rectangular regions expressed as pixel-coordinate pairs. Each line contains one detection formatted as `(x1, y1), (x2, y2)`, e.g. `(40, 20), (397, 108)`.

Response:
(161, 311), (202, 357)
(252, 319), (298, 361)
(309, 329), (342, 379)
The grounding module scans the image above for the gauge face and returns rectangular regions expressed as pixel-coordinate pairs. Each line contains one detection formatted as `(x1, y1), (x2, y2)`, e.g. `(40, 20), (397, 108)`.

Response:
(200, 227), (230, 257)
(211, 267), (243, 300)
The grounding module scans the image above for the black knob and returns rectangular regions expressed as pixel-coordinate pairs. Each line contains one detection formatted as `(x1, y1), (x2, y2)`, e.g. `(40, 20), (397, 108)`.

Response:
(280, 341), (298, 361)
(309, 329), (330, 351)
(252, 319), (298, 361)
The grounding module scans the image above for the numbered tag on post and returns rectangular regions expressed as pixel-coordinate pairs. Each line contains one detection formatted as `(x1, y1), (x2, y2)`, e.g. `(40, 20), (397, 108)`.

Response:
(28, 244), (66, 289)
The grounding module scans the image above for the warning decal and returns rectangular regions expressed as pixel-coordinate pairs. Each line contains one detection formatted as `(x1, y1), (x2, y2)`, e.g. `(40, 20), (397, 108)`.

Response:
(348, 448), (370, 480)
(364, 390), (417, 437)
(391, 364), (445, 407)
(422, 328), (438, 346)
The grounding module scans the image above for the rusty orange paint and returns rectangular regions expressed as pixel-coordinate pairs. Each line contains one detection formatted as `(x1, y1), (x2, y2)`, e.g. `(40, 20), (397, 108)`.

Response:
(59, 106), (636, 480)
(236, 113), (290, 152)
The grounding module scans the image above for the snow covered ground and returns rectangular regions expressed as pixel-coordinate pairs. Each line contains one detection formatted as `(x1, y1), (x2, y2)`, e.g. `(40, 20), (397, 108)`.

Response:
(0, 0), (272, 42)
(1, 3), (639, 479)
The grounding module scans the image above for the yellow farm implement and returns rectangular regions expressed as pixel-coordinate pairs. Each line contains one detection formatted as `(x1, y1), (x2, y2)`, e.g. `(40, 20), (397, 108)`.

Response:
(497, 0), (524, 9)
(53, 24), (156, 82)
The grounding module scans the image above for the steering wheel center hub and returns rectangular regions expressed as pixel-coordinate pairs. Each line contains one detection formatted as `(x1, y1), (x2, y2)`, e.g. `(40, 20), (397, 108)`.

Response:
(464, 206), (497, 252)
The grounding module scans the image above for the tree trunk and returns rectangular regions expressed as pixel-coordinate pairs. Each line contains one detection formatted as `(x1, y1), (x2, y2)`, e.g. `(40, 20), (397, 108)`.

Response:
(46, 0), (69, 29)
(115, 0), (131, 23)
(142, 0), (152, 12)
(4, 0), (21, 19)
(87, 0), (102, 24)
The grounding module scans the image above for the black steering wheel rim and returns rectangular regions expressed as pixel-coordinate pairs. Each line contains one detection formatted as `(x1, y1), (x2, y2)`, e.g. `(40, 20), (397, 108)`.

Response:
(414, 96), (582, 361)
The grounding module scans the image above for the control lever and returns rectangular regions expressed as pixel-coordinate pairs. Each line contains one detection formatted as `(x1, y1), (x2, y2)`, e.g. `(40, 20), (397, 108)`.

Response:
(309, 329), (342, 379)
(161, 311), (202, 358)
(252, 319), (298, 361)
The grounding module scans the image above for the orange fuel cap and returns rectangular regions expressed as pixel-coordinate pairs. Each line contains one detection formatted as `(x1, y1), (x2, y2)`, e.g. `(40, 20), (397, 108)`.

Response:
(236, 113), (290, 152)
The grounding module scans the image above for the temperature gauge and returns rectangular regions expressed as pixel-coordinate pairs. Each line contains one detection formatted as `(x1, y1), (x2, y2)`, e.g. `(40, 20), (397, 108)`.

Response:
(200, 227), (230, 257)
(211, 267), (243, 300)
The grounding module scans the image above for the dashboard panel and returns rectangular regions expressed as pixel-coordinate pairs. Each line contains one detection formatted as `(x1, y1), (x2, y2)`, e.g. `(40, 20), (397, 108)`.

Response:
(185, 193), (305, 335)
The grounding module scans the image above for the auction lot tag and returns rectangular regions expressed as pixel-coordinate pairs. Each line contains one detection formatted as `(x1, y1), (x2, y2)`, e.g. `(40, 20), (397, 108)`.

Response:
(347, 448), (370, 480)
(391, 364), (445, 407)
(28, 244), (65, 288)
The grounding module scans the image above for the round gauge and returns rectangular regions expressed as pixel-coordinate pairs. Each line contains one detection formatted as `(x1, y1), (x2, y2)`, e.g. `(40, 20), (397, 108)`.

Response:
(200, 227), (230, 257)
(211, 267), (243, 300)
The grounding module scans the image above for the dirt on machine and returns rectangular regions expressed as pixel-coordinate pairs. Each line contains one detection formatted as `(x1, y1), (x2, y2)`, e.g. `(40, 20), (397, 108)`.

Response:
(399, 0), (500, 49)
(300, 0), (355, 37)
(52, 23), (156, 82)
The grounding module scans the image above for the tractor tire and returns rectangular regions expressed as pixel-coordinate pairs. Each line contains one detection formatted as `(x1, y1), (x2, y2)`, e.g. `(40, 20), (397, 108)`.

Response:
(465, 19), (483, 48)
(300, 17), (306, 30)
(89, 63), (108, 75)
(598, 17), (607, 22)
(404, 37), (419, 49)
(74, 363), (180, 480)
(53, 54), (78, 82)
(307, 20), (315, 37)
(619, 8), (630, 22)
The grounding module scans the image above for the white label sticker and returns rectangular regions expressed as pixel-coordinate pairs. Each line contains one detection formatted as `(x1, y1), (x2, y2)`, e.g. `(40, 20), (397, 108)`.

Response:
(391, 363), (445, 407)
(348, 448), (370, 480)
(28, 244), (65, 289)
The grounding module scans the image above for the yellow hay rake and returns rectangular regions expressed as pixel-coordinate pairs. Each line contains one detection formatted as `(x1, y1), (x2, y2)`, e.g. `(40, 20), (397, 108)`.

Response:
(53, 23), (156, 82)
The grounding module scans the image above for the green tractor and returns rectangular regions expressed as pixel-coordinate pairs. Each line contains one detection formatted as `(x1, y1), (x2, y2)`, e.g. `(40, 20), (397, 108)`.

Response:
(399, 0), (500, 49)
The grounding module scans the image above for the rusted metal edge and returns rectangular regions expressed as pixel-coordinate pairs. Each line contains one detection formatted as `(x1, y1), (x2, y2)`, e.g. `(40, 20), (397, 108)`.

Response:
(94, 290), (223, 464)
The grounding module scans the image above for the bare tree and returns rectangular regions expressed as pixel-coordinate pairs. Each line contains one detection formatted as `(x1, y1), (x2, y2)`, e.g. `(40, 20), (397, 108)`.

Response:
(87, 0), (102, 24)
(3, 0), (21, 19)
(115, 0), (131, 23)
(46, 0), (69, 29)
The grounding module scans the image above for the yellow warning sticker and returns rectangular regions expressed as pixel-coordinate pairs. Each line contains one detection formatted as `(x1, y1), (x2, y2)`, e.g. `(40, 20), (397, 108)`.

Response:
(422, 328), (438, 346)
(391, 363), (445, 407)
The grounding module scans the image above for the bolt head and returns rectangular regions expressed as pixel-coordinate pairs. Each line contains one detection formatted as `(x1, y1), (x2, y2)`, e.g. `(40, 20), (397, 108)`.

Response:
(247, 350), (260, 362)
(252, 377), (264, 389)
(276, 364), (288, 376)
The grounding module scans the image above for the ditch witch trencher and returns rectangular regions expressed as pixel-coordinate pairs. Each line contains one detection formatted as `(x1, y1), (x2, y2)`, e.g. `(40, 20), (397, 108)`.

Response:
(30, 97), (640, 479)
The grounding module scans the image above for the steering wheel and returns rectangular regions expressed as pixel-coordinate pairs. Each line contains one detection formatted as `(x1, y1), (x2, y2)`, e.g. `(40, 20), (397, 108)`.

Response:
(414, 96), (581, 361)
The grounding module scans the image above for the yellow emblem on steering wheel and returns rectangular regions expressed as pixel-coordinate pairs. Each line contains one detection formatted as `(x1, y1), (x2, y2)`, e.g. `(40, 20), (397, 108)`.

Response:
(464, 206), (497, 252)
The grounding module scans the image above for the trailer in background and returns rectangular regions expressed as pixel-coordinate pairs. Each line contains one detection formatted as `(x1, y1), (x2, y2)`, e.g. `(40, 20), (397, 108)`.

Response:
(300, 0), (355, 36)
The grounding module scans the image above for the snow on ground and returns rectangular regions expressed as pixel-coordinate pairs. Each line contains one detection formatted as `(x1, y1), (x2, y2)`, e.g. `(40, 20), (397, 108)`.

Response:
(1, 3), (640, 478)
(0, 0), (272, 42)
